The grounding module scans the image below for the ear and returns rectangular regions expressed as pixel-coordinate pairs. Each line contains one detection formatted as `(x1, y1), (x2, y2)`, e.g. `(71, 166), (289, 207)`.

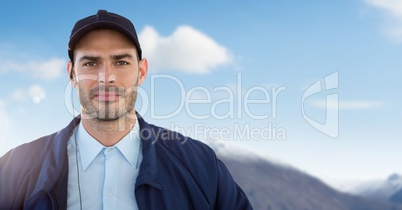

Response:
(137, 58), (148, 86)
(67, 61), (77, 88)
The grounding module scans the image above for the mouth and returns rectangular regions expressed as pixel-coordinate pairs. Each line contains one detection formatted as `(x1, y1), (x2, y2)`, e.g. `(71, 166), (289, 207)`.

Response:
(95, 92), (120, 101)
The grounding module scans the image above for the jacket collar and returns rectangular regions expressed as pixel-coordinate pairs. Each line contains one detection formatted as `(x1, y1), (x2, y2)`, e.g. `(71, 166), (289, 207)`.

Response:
(33, 115), (80, 192)
(135, 113), (164, 190)
(30, 115), (80, 209)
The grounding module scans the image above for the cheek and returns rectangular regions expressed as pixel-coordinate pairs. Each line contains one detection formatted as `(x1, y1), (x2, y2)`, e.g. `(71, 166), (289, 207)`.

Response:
(121, 73), (138, 86)
(76, 81), (93, 94)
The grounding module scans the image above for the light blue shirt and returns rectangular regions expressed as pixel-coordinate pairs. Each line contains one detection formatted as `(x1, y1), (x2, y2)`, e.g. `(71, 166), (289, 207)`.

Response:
(67, 118), (142, 210)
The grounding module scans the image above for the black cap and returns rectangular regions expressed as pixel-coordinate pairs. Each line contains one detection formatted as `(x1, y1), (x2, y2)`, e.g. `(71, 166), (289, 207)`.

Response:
(68, 10), (142, 61)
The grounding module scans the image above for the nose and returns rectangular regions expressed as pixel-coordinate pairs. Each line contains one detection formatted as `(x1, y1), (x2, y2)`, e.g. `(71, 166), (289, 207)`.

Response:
(98, 65), (116, 84)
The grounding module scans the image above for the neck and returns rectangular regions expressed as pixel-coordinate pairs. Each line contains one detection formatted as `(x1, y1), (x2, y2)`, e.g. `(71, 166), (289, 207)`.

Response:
(81, 113), (136, 147)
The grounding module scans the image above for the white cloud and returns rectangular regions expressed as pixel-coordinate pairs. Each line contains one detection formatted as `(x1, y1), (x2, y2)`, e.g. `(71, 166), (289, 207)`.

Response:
(139, 25), (232, 74)
(366, 0), (402, 17)
(311, 99), (383, 110)
(365, 0), (402, 43)
(33, 58), (66, 80)
(10, 84), (46, 104)
(0, 47), (66, 80)
(1, 58), (66, 80)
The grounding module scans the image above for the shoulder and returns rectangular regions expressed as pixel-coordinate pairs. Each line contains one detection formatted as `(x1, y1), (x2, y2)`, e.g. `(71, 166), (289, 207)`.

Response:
(0, 133), (57, 169)
(0, 117), (78, 209)
(0, 133), (58, 204)
(147, 122), (216, 157)
(139, 120), (218, 168)
(0, 117), (78, 176)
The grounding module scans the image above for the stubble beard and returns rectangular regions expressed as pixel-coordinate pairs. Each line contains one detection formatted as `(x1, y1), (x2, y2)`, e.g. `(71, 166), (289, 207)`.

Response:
(78, 85), (137, 122)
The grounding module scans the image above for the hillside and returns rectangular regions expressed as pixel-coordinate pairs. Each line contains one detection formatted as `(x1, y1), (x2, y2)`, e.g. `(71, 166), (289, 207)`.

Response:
(207, 140), (402, 210)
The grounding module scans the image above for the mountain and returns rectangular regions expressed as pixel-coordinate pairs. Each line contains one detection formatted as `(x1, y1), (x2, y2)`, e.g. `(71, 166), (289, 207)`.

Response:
(391, 189), (402, 204)
(206, 140), (402, 210)
(345, 174), (402, 204)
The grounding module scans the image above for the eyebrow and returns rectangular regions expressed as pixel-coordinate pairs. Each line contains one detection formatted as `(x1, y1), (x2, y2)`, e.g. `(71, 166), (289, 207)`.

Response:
(79, 55), (100, 63)
(78, 54), (135, 63)
(111, 54), (134, 60)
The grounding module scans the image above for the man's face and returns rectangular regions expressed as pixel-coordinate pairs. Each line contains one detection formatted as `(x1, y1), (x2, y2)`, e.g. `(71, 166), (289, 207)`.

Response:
(70, 29), (147, 121)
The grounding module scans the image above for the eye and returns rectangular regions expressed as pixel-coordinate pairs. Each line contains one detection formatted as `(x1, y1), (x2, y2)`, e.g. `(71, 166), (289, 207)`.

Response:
(117, 61), (129, 66)
(83, 62), (96, 67)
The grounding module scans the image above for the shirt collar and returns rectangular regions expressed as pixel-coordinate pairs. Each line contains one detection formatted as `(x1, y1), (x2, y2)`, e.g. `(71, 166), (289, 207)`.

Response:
(76, 117), (141, 171)
(114, 118), (141, 168)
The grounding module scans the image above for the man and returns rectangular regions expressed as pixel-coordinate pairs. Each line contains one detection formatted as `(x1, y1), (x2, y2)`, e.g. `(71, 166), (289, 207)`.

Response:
(0, 10), (252, 210)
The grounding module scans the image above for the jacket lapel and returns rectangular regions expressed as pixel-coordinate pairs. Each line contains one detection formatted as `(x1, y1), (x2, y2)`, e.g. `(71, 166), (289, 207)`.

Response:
(29, 116), (81, 210)
(135, 113), (164, 190)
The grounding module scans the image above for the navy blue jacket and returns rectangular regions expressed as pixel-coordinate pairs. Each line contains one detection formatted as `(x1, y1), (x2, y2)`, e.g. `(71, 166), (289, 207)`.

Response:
(0, 114), (252, 210)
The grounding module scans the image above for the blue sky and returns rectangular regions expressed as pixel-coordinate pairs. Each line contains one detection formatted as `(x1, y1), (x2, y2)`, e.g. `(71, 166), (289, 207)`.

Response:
(1, 0), (401, 189)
